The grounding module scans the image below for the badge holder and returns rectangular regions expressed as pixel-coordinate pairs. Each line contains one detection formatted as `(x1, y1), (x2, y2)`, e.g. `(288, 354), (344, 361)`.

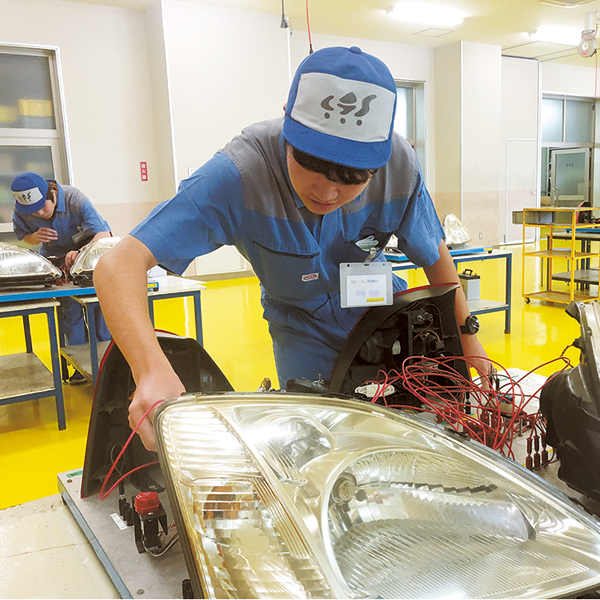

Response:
(340, 248), (393, 308)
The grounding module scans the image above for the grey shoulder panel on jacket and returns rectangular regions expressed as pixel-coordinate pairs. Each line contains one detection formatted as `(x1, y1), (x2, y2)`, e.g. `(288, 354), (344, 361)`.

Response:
(61, 185), (89, 212)
(344, 132), (419, 215)
(218, 118), (300, 221)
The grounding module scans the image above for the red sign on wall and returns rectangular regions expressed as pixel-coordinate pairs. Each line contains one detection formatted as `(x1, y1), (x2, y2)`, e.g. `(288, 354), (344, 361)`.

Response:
(140, 162), (148, 182)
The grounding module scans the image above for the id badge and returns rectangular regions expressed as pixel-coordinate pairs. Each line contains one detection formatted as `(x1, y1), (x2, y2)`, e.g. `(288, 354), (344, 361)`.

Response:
(340, 262), (393, 308)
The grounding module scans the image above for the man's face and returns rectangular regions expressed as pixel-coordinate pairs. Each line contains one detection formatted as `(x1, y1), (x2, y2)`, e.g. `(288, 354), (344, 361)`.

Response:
(32, 189), (56, 219)
(286, 147), (371, 215)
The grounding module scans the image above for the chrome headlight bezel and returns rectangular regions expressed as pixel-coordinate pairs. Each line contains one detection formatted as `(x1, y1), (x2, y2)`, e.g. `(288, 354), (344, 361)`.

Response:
(155, 392), (600, 600)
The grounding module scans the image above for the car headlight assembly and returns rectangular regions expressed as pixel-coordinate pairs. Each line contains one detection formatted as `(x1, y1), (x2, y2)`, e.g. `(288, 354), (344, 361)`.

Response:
(154, 393), (600, 599)
(70, 236), (122, 285)
(0, 241), (61, 287)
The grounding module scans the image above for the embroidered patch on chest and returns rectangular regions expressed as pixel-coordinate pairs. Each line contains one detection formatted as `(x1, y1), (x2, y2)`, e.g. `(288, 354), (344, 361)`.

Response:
(302, 273), (319, 282)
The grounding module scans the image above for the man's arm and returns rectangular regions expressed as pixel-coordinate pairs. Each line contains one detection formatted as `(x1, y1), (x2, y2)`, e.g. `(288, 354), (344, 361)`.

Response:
(423, 241), (490, 376)
(22, 228), (59, 245)
(94, 235), (185, 450)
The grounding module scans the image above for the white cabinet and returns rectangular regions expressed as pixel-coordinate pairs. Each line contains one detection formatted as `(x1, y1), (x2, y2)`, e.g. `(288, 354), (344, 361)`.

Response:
(184, 246), (251, 277)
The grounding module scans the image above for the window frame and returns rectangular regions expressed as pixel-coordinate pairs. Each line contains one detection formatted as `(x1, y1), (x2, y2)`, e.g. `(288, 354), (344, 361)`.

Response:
(0, 44), (70, 233)
(395, 80), (427, 182)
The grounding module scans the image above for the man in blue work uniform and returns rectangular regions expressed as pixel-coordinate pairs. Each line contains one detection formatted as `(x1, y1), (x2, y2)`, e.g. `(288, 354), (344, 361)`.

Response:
(12, 172), (112, 383)
(94, 46), (489, 450)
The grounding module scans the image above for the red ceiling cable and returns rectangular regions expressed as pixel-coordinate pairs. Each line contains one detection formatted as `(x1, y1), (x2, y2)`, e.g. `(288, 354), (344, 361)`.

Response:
(306, 0), (313, 54)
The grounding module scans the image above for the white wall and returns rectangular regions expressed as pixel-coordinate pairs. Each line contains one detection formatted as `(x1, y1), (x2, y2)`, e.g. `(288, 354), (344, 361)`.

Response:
(500, 57), (539, 244)
(541, 62), (597, 96)
(462, 41), (502, 245)
(162, 0), (436, 188)
(161, 1), (436, 275)
(145, 0), (177, 202)
(0, 0), (162, 236)
(433, 41), (502, 246)
(3, 0), (600, 264)
(433, 42), (462, 219)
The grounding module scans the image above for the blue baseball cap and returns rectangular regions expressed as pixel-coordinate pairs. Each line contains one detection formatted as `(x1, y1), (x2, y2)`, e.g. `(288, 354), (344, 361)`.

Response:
(283, 46), (397, 170)
(11, 172), (49, 215)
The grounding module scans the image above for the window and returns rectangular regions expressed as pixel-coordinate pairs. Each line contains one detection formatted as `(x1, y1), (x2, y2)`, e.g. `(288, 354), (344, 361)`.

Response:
(541, 95), (594, 145)
(540, 95), (594, 201)
(395, 81), (426, 181)
(0, 46), (69, 232)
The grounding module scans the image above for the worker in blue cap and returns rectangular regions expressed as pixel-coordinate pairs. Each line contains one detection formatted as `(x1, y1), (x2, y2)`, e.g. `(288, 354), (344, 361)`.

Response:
(94, 46), (490, 448)
(12, 172), (112, 383)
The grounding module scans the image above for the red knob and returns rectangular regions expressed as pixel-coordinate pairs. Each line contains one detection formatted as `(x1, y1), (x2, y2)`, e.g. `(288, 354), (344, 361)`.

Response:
(134, 491), (160, 515)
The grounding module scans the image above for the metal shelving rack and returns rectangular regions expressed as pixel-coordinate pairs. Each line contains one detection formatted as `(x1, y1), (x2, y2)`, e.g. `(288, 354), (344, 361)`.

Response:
(520, 207), (600, 305)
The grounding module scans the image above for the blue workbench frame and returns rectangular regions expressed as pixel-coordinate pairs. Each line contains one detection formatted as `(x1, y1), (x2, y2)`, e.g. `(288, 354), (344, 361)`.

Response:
(0, 300), (65, 429)
(0, 278), (204, 421)
(386, 248), (512, 334)
(70, 285), (204, 386)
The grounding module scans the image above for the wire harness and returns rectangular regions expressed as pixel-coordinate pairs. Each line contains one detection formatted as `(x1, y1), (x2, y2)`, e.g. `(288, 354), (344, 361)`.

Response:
(357, 355), (571, 468)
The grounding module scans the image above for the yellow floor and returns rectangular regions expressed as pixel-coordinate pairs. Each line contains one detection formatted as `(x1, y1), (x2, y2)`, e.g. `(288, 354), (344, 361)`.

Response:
(0, 244), (586, 510)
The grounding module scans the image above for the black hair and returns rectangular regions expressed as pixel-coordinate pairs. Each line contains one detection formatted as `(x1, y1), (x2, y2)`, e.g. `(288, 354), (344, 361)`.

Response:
(284, 140), (378, 186)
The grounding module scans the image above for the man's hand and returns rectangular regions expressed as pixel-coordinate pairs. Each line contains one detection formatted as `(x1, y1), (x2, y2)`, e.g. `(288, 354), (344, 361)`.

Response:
(94, 235), (176, 451)
(127, 361), (186, 452)
(33, 227), (59, 244)
(65, 250), (79, 271)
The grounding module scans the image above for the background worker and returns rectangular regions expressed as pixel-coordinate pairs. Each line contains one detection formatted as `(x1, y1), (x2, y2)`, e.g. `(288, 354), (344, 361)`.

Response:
(94, 46), (489, 449)
(12, 171), (112, 383)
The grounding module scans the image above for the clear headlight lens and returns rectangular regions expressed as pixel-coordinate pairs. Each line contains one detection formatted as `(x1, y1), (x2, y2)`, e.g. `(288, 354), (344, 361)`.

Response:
(155, 394), (600, 599)
(0, 241), (61, 278)
(70, 236), (122, 275)
(443, 212), (471, 247)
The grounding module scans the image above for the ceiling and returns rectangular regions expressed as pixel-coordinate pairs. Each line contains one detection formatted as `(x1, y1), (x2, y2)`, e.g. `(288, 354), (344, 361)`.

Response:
(73, 0), (600, 68)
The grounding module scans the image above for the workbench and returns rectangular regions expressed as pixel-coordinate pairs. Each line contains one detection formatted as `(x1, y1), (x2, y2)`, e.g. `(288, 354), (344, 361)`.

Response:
(0, 298), (65, 429)
(545, 230), (600, 291)
(61, 276), (205, 386)
(0, 276), (205, 426)
(385, 247), (513, 333)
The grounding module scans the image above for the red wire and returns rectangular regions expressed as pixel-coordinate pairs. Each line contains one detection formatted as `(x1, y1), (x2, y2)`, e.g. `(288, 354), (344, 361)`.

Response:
(98, 398), (165, 500)
(305, 0), (313, 53)
(363, 354), (568, 458)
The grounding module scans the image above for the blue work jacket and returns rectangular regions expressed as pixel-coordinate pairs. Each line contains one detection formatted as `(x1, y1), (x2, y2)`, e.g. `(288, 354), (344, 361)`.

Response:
(13, 183), (111, 258)
(131, 119), (444, 382)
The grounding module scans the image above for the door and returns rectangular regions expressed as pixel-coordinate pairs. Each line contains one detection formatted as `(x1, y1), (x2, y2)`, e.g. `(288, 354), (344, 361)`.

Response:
(550, 148), (590, 207)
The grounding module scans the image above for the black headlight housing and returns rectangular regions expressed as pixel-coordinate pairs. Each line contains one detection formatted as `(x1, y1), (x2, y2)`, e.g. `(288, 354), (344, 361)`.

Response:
(541, 301), (600, 502)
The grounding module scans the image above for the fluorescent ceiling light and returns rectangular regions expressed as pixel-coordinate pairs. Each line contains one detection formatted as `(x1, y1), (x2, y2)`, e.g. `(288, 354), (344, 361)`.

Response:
(387, 3), (466, 27)
(529, 26), (582, 45)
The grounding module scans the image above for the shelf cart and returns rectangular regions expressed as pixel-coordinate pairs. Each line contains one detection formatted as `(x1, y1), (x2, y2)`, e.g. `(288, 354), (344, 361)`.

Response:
(519, 207), (600, 305)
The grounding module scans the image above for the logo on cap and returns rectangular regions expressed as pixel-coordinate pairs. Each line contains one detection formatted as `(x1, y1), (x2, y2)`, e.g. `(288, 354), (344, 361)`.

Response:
(321, 92), (377, 126)
(290, 72), (395, 143)
(13, 187), (43, 206)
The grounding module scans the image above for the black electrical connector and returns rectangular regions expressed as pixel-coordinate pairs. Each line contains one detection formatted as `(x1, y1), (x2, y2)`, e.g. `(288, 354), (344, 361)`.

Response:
(286, 376), (329, 394)
(182, 579), (194, 599)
